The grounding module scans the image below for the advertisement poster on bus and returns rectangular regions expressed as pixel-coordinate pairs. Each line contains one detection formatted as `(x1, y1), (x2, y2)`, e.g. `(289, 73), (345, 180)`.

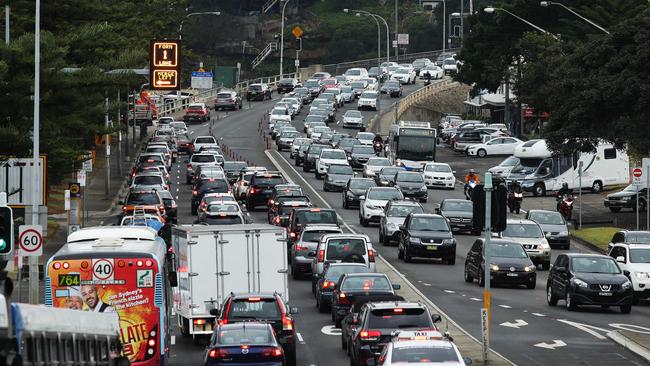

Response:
(47, 257), (160, 364)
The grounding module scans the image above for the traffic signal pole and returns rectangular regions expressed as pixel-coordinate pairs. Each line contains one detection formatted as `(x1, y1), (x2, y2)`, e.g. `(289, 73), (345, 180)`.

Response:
(482, 172), (493, 363)
(30, 0), (41, 305)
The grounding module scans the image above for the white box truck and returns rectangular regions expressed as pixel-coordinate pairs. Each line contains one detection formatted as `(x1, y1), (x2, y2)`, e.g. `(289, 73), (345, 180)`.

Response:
(171, 224), (289, 336)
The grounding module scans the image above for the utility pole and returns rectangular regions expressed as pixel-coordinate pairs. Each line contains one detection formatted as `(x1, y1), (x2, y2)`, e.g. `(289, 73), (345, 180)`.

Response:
(124, 86), (129, 161)
(482, 172), (493, 363)
(116, 89), (121, 176)
(4, 5), (9, 44)
(30, 0), (41, 305)
(394, 0), (398, 61)
(279, 0), (291, 76)
(104, 92), (110, 197)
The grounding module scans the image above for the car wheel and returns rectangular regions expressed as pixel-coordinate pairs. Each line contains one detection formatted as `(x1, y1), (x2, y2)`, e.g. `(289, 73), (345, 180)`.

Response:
(533, 183), (546, 197)
(478, 271), (485, 287)
(446, 255), (456, 265)
(546, 285), (558, 305)
(477, 149), (487, 158)
(565, 291), (576, 311)
(323, 184), (329, 192)
(359, 215), (368, 227)
(591, 180), (603, 193)
(620, 304), (632, 314)
(318, 297), (329, 313)
(609, 207), (621, 212)
(464, 267), (473, 282)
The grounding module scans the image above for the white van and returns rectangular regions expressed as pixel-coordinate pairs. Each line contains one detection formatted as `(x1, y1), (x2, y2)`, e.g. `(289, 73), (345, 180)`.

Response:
(344, 68), (369, 81)
(507, 139), (629, 196)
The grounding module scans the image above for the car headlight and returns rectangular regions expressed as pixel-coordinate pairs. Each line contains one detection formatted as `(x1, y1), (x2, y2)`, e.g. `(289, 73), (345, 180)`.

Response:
(447, 176), (454, 180)
(622, 280), (632, 289)
(540, 241), (550, 250)
(635, 272), (649, 279)
(409, 237), (421, 244)
(524, 265), (536, 272)
(442, 238), (455, 245)
(559, 231), (569, 236)
(420, 186), (428, 191)
(572, 278), (588, 288)
(490, 264), (499, 272)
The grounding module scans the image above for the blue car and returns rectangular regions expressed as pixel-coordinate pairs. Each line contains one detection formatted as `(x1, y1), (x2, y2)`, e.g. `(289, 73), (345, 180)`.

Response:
(315, 263), (369, 313)
(204, 323), (286, 366)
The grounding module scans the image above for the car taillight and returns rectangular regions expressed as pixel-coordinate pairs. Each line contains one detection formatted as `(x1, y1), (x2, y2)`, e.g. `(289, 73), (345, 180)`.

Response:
(338, 291), (350, 305)
(262, 347), (284, 358)
(289, 231), (297, 238)
(249, 188), (257, 194)
(282, 315), (294, 331)
(187, 164), (193, 170)
(208, 348), (229, 359)
(159, 205), (165, 213)
(317, 249), (325, 262)
(294, 244), (308, 251)
(322, 280), (336, 289)
(275, 216), (281, 224)
(192, 190), (198, 196)
(368, 249), (375, 262)
(360, 330), (382, 340)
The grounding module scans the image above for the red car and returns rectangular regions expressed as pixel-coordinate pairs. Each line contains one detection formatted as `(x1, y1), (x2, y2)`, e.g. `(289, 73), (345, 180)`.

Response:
(321, 78), (339, 89)
(183, 103), (210, 124)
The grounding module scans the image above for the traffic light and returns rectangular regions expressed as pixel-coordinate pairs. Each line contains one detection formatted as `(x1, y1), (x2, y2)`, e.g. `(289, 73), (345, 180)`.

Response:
(0, 206), (13, 255)
(294, 37), (302, 51)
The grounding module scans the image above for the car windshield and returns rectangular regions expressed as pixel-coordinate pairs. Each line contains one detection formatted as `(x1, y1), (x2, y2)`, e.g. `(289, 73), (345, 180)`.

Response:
(192, 155), (216, 163)
(281, 131), (299, 138)
(228, 298), (280, 320)
(253, 176), (285, 186)
(368, 308), (431, 329)
(279, 79), (294, 84)
(502, 223), (543, 238)
(304, 80), (320, 88)
(425, 164), (452, 173)
(572, 257), (621, 274)
(126, 192), (159, 205)
(341, 86), (353, 93)
(410, 217), (448, 231)
(528, 212), (565, 225)
(391, 345), (459, 363)
(339, 139), (358, 148)
(357, 133), (374, 141)
(367, 158), (390, 166)
(341, 275), (391, 291)
(346, 70), (361, 76)
(215, 327), (272, 346)
(626, 233), (650, 243)
(326, 238), (367, 260)
(397, 173), (424, 183)
(443, 59), (456, 65)
(396, 68), (410, 74)
(385, 81), (400, 88)
(349, 179), (376, 190)
(367, 189), (402, 200)
(296, 210), (338, 225)
(353, 146), (375, 154)
(388, 205), (424, 217)
(321, 150), (346, 159)
(498, 156), (519, 167)
(630, 249), (650, 263)
(345, 111), (362, 118)
(487, 243), (528, 258)
(223, 162), (247, 172)
(329, 165), (353, 175)
(360, 91), (377, 99)
(442, 200), (472, 212)
(301, 230), (340, 243)
(133, 176), (163, 185)
(324, 265), (369, 280)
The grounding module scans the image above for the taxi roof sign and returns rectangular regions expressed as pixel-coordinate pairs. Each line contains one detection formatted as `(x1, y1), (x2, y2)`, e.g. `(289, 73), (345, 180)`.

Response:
(391, 330), (444, 341)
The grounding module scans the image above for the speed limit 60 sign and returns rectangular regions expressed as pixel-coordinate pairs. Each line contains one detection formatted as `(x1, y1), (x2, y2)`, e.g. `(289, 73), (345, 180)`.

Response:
(18, 225), (43, 257)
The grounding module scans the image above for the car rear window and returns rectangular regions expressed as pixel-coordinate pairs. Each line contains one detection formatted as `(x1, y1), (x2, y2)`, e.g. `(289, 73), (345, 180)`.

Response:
(195, 137), (216, 144)
(133, 176), (163, 185)
(228, 298), (280, 319)
(200, 179), (229, 192)
(192, 155), (216, 163)
(341, 275), (390, 291)
(223, 162), (248, 172)
(391, 345), (458, 363)
(253, 176), (285, 186)
(126, 192), (160, 205)
(295, 210), (337, 226)
(188, 105), (203, 111)
(280, 204), (308, 215)
(301, 230), (340, 243)
(217, 93), (233, 99)
(368, 308), (431, 329)
(249, 85), (262, 91)
(216, 327), (273, 346)
(324, 265), (369, 280)
(326, 238), (367, 260)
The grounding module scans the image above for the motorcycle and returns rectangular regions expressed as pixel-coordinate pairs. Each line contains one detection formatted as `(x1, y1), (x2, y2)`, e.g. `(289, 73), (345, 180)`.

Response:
(558, 194), (575, 220)
(508, 190), (523, 214)
(464, 180), (477, 200)
(373, 141), (384, 155)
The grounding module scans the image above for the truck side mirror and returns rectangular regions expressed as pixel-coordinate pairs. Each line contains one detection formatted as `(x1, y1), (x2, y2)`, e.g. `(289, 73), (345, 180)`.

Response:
(209, 308), (220, 317)
(392, 284), (401, 290)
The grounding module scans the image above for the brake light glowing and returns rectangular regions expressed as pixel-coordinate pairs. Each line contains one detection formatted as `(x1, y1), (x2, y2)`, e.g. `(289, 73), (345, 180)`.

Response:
(360, 330), (382, 340)
(148, 339), (156, 347)
(322, 281), (336, 289)
(208, 348), (229, 359)
(289, 232), (297, 238)
(193, 319), (206, 325)
(192, 190), (198, 196)
(368, 249), (375, 262)
(145, 260), (153, 267)
(310, 208), (321, 212)
(282, 315), (294, 330)
(248, 297), (261, 302)
(187, 164), (192, 169)
(137, 260), (143, 267)
(394, 308), (403, 313)
(275, 216), (281, 224)
(263, 347), (284, 357)
(294, 244), (308, 251)
(63, 262), (70, 269)
(317, 249), (325, 262)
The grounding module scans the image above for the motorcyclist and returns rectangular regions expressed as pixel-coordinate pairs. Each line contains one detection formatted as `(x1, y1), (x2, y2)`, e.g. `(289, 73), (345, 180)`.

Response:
(373, 134), (383, 145)
(509, 180), (523, 193)
(465, 169), (480, 184)
(556, 182), (573, 210)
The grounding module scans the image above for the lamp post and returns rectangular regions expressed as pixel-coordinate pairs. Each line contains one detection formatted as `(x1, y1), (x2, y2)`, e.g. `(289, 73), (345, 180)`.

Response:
(484, 7), (559, 40)
(540, 1), (609, 34)
(344, 9), (390, 63)
(30, 0), (41, 304)
(279, 0), (291, 76)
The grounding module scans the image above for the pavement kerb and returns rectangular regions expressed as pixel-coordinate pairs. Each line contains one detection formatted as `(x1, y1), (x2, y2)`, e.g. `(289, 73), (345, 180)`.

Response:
(569, 234), (606, 254)
(607, 330), (650, 363)
(265, 149), (515, 366)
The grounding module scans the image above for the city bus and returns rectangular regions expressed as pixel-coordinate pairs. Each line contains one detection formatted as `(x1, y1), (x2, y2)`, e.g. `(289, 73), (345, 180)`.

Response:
(387, 120), (437, 171)
(45, 226), (177, 366)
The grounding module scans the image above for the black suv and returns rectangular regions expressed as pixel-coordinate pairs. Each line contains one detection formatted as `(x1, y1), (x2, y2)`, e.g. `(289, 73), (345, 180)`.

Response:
(302, 144), (330, 172)
(215, 292), (298, 366)
(465, 238), (536, 289)
(273, 199), (312, 227)
(287, 207), (339, 244)
(436, 199), (476, 234)
(246, 172), (286, 211)
(330, 273), (400, 328)
(191, 177), (230, 215)
(546, 253), (633, 313)
(397, 213), (455, 264)
(277, 78), (300, 93)
(392, 171), (428, 202)
(245, 83), (272, 101)
(346, 301), (441, 366)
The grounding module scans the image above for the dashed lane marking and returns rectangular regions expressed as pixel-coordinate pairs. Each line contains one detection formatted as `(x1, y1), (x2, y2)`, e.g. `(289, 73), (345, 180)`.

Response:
(532, 313), (545, 317)
(296, 333), (305, 343)
(498, 305), (512, 309)
(470, 297), (481, 301)
(444, 290), (456, 294)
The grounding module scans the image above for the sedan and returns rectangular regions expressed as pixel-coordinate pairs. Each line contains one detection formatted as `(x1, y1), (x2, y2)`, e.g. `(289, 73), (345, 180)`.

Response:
(436, 199), (476, 234)
(419, 64), (444, 79)
(526, 209), (570, 249)
(466, 137), (524, 157)
(392, 171), (428, 202)
(375, 166), (406, 186)
(342, 178), (377, 209)
(341, 110), (365, 129)
(323, 164), (354, 192)
(604, 184), (649, 213)
(380, 80), (403, 97)
(423, 162), (456, 189)
(204, 323), (285, 366)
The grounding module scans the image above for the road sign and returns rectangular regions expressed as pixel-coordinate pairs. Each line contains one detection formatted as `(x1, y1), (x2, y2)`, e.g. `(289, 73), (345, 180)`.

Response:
(397, 33), (409, 45)
(294, 59), (300, 67)
(191, 71), (214, 89)
(0, 156), (47, 206)
(68, 182), (80, 198)
(77, 170), (86, 187)
(83, 159), (92, 172)
(292, 26), (303, 38)
(633, 167), (643, 184)
(150, 39), (181, 90)
(18, 225), (43, 256)
(92, 258), (114, 281)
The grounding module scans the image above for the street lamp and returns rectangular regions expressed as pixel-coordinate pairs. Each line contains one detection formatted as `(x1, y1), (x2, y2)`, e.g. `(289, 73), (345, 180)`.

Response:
(178, 11), (221, 40)
(540, 1), (609, 34)
(484, 7), (559, 40)
(279, 0), (291, 76)
(344, 9), (390, 63)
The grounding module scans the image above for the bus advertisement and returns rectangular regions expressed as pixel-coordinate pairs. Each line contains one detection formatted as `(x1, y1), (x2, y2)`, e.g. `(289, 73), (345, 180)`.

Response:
(46, 255), (167, 365)
(388, 121), (437, 171)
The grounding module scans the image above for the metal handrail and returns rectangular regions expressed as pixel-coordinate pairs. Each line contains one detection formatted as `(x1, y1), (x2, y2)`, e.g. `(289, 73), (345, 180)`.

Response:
(320, 48), (461, 75)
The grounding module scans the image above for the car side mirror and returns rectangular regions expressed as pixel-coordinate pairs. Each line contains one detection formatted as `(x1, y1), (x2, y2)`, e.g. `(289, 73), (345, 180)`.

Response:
(616, 256), (626, 263)
(555, 266), (566, 273)
(463, 357), (473, 365)
(392, 283), (401, 290)
(359, 195), (365, 200)
(290, 306), (299, 314)
(209, 308), (220, 317)
(431, 314), (442, 323)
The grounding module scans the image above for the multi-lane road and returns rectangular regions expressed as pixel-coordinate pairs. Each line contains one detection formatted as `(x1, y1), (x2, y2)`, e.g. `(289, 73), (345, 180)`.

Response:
(160, 79), (649, 366)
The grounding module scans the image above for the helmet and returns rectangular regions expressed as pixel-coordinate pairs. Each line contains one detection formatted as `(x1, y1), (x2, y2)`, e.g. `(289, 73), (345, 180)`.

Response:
(469, 169), (475, 174)
(562, 183), (568, 189)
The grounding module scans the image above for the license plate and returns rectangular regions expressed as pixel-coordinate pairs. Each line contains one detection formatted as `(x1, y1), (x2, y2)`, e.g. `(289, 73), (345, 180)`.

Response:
(427, 245), (437, 250)
(506, 273), (519, 277)
(599, 292), (613, 296)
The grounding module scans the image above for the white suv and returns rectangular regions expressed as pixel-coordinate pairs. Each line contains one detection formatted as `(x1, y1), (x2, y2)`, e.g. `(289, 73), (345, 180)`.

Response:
(315, 149), (348, 179)
(359, 187), (403, 226)
(311, 233), (377, 289)
(609, 243), (650, 304)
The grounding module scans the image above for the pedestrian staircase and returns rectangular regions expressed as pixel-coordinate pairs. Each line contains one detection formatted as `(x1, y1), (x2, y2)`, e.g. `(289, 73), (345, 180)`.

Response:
(252, 42), (277, 69)
(262, 0), (279, 14)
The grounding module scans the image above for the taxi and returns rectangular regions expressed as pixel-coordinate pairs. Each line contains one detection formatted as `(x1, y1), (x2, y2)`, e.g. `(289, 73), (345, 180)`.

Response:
(371, 330), (471, 366)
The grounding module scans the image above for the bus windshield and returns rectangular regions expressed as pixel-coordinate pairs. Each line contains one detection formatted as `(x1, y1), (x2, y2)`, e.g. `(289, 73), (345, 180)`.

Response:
(397, 136), (435, 160)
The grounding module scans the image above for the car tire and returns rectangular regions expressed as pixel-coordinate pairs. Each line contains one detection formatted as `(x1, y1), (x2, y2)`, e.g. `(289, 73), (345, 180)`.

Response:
(464, 267), (473, 282)
(542, 261), (551, 270)
(477, 149), (487, 158)
(478, 271), (485, 287)
(565, 291), (576, 311)
(446, 255), (456, 265)
(546, 285), (558, 305)
(360, 216), (368, 227)
(382, 232), (390, 246)
(533, 183), (546, 197)
(404, 246), (413, 263)
(318, 298), (329, 313)
(591, 180), (603, 193)
(315, 172), (322, 180)
(609, 207), (621, 212)
(620, 304), (632, 314)
(323, 184), (329, 192)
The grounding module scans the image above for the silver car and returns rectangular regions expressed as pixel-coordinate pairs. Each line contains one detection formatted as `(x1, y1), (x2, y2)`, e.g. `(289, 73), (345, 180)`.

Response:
(379, 200), (425, 245)
(130, 172), (168, 191)
(341, 110), (365, 129)
(290, 224), (343, 280)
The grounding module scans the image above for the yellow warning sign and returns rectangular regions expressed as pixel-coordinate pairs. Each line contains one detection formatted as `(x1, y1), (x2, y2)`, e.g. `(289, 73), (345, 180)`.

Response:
(292, 26), (303, 38)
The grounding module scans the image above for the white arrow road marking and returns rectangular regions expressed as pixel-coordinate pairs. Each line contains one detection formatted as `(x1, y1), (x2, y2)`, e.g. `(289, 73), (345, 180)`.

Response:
(556, 319), (608, 340)
(423, 283), (432, 286)
(321, 325), (341, 336)
(534, 340), (566, 350)
(500, 319), (528, 329)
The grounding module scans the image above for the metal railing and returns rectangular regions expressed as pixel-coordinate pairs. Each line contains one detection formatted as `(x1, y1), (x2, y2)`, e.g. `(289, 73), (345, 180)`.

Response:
(155, 85), (224, 117)
(233, 72), (298, 94)
(395, 79), (458, 119)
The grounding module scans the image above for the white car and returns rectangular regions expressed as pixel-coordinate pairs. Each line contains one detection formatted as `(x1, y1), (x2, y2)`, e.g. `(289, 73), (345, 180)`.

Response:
(391, 67), (416, 84)
(364, 78), (379, 91)
(340, 85), (355, 103)
(280, 97), (302, 113)
(466, 137), (524, 157)
(269, 107), (292, 131)
(609, 243), (650, 304)
(324, 87), (344, 107)
(423, 162), (456, 189)
(356, 132), (375, 146)
(363, 157), (391, 177)
(192, 136), (218, 153)
(419, 64), (444, 79)
(357, 91), (378, 111)
(379, 331), (470, 366)
(341, 110), (365, 129)
(442, 57), (459, 74)
(306, 121), (327, 137)
(310, 126), (331, 141)
(359, 186), (404, 226)
(344, 67), (369, 81)
(315, 149), (348, 179)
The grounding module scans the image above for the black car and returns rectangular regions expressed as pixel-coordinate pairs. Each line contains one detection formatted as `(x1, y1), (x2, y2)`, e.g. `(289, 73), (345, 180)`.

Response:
(330, 273), (400, 328)
(158, 190), (178, 224)
(268, 195), (311, 224)
(272, 200), (312, 227)
(246, 172), (287, 210)
(222, 161), (248, 185)
(277, 78), (300, 94)
(397, 213), (455, 264)
(464, 238), (537, 289)
(346, 301), (441, 366)
(349, 145), (377, 170)
(245, 83), (272, 101)
(380, 80), (403, 97)
(337, 138), (359, 156)
(368, 66), (385, 82)
(604, 184), (649, 212)
(292, 87), (312, 104)
(191, 178), (230, 215)
(342, 178), (377, 209)
(302, 144), (329, 172)
(323, 164), (354, 192)
(287, 207), (339, 244)
(392, 171), (427, 202)
(437, 199), (477, 234)
(267, 184), (305, 209)
(546, 253), (633, 313)
(295, 143), (311, 167)
(215, 292), (298, 366)
(375, 166), (406, 187)
(315, 263), (369, 313)
(204, 323), (285, 366)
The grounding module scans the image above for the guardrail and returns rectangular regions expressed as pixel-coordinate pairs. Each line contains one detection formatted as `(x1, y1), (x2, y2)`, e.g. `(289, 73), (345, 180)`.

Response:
(233, 72), (298, 94)
(395, 79), (456, 120)
(155, 85), (224, 117)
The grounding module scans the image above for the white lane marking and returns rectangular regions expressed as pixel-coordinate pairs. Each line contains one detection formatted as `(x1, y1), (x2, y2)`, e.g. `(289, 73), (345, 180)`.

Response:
(444, 290), (456, 294)
(423, 283), (432, 286)
(532, 313), (545, 317)
(296, 332), (305, 343)
(175, 196), (179, 200)
(470, 297), (481, 301)
(321, 325), (341, 336)
(498, 304), (512, 309)
(533, 340), (566, 350)
(189, 130), (195, 135)
(556, 319), (608, 340)
(499, 319), (528, 329)
(608, 324), (650, 335)
(176, 188), (179, 192)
